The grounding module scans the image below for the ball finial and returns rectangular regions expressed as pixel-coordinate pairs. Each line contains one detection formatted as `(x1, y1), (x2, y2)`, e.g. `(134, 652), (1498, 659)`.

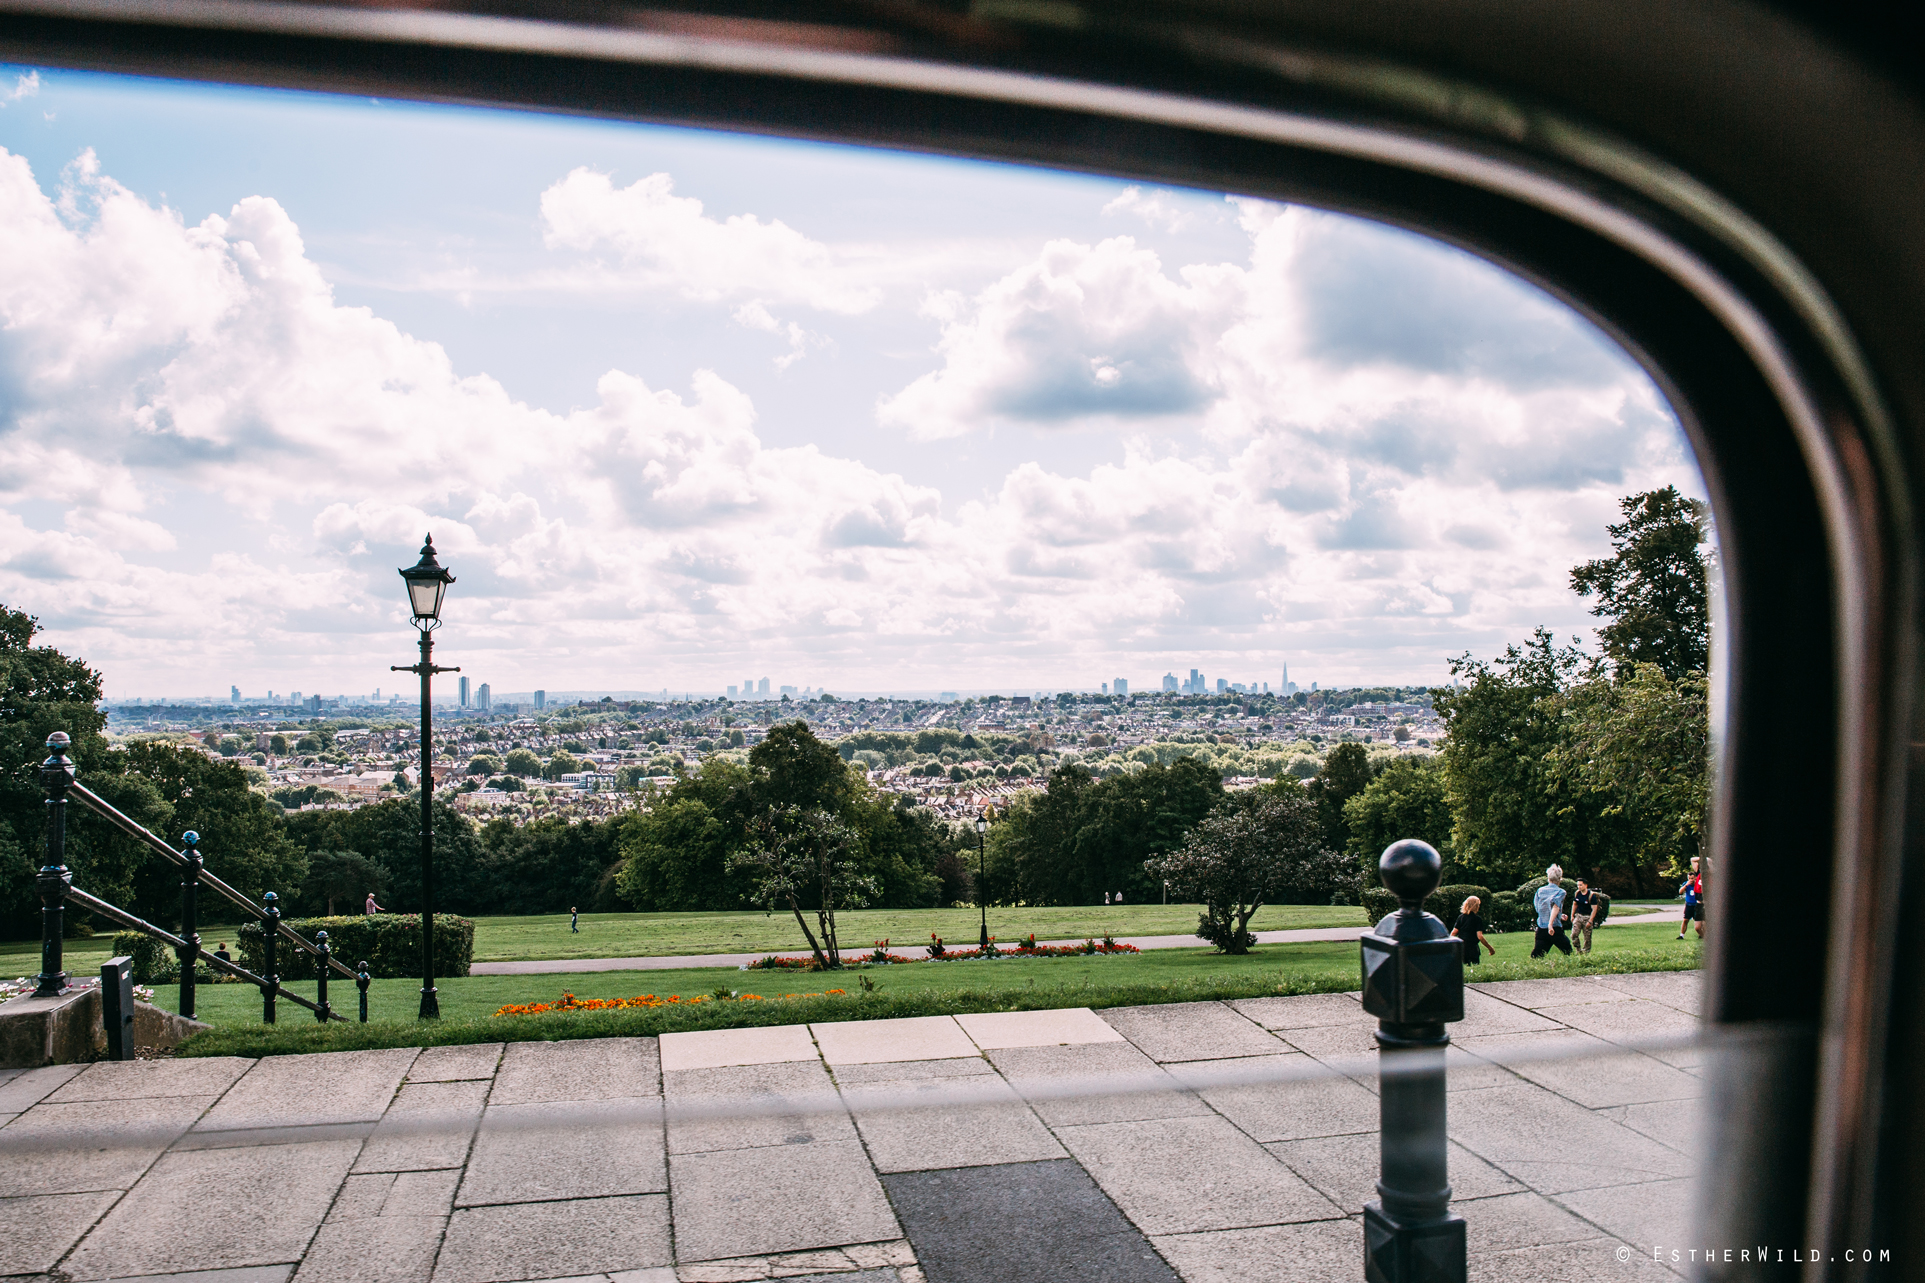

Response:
(1379, 839), (1443, 905)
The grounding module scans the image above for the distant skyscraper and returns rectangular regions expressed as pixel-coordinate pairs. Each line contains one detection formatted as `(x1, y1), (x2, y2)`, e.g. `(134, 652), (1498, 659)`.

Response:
(534, 690), (546, 710)
(229, 685), (240, 704)
(1114, 678), (1128, 697)
(741, 678), (753, 699)
(1101, 682), (1109, 695)
(758, 677), (770, 696)
(478, 683), (492, 710)
(728, 685), (738, 699)
(1162, 673), (1177, 692)
(1216, 678), (1229, 694)
(459, 676), (470, 707)
(1281, 661), (1289, 692)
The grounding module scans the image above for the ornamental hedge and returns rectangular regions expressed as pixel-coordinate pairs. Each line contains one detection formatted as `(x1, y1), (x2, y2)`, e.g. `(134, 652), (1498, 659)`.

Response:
(1362, 884), (1498, 930)
(236, 914), (474, 980)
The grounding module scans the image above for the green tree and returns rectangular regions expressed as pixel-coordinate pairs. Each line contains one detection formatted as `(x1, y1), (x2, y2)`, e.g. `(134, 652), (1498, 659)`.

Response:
(466, 754), (501, 776)
(728, 806), (878, 968)
(1306, 742), (1374, 853)
(117, 742), (308, 919)
(615, 759), (753, 911)
(1557, 663), (1709, 881)
(301, 849), (388, 916)
(1146, 789), (1335, 953)
(750, 721), (854, 813)
(542, 750), (583, 781)
(1569, 486), (1711, 680)
(504, 748), (542, 777)
(1342, 756), (1453, 870)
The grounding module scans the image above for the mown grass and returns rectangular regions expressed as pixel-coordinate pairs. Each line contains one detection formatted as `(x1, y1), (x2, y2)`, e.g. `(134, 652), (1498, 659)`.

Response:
(174, 923), (1700, 1058)
(463, 903), (1371, 962)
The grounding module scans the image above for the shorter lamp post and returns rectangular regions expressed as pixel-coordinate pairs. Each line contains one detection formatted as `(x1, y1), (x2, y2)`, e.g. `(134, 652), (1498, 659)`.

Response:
(392, 534), (457, 1020)
(1360, 839), (1466, 1283)
(975, 809), (990, 951)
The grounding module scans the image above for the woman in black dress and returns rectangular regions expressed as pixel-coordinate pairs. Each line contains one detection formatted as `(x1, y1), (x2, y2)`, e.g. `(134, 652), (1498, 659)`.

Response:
(1452, 896), (1497, 964)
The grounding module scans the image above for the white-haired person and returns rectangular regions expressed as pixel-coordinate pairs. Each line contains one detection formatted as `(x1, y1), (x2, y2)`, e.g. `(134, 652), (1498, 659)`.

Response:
(1531, 865), (1572, 959)
(1451, 896), (1497, 965)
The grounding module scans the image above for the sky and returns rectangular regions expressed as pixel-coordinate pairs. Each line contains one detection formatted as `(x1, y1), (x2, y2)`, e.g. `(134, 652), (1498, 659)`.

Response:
(0, 66), (1707, 702)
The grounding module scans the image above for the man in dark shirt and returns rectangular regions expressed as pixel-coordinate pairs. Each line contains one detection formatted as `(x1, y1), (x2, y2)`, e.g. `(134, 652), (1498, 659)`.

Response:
(1570, 879), (1598, 954)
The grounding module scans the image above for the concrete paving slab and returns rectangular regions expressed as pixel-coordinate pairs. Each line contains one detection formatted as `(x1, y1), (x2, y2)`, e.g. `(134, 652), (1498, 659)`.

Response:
(665, 1061), (852, 1155)
(295, 1215), (445, 1283)
(811, 1016), (974, 1066)
(459, 1101), (667, 1206)
(953, 1008), (1122, 1050)
(1151, 1218), (1359, 1283)
(669, 1141), (898, 1262)
(1590, 971), (1702, 1016)
(1227, 993), (1364, 1031)
(843, 1073), (1064, 1172)
(329, 1170), (463, 1223)
(1460, 1031), (1700, 1108)
(62, 1138), (359, 1281)
(0, 1064), (82, 1113)
(0, 1095), (217, 1196)
(355, 1080), (490, 1173)
(1482, 1236), (1685, 1282)
(1557, 1177), (1693, 1257)
(198, 1049), (418, 1131)
(1470, 977), (1640, 1010)
(1462, 1190), (1607, 1251)
(435, 1194), (671, 1282)
(883, 1161), (1175, 1283)
(489, 1038), (659, 1104)
(1548, 1000), (1704, 1069)
(1599, 1102), (1700, 1153)
(986, 1042), (1211, 1127)
(1454, 988), (1571, 1037)
(0, 1190), (120, 1274)
(1098, 1003), (1286, 1063)
(408, 1044), (504, 1082)
(1196, 1060), (1379, 1142)
(1272, 1022), (1379, 1076)
(93, 1268), (293, 1283)
(50, 1058), (253, 1103)
(659, 1025), (816, 1073)
(1264, 1132), (1521, 1211)
(1054, 1114), (1342, 1235)
(1448, 1083), (1693, 1193)
(831, 1058), (993, 1085)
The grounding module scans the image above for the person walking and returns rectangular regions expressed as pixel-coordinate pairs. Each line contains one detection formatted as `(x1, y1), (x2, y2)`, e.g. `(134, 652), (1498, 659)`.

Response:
(1678, 857), (1706, 939)
(365, 891), (383, 915)
(569, 905), (579, 933)
(1532, 865), (1572, 959)
(1569, 879), (1598, 954)
(1451, 896), (1497, 965)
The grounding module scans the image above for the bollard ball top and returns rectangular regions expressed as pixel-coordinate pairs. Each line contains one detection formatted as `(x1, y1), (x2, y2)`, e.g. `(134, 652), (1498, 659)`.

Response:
(1379, 839), (1444, 903)
(182, 831), (199, 846)
(44, 732), (69, 750)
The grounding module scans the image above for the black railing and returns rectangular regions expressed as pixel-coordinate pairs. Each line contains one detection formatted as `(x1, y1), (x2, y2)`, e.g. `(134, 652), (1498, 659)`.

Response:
(32, 732), (359, 1025)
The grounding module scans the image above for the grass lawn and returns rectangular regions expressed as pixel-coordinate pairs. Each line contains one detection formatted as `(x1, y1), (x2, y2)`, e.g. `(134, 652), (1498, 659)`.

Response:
(464, 903), (1370, 962)
(170, 922), (1701, 1057)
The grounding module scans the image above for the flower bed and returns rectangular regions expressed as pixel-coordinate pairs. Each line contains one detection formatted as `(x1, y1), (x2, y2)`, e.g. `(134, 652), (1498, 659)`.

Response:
(493, 989), (846, 1018)
(0, 975), (156, 1003)
(743, 934), (1141, 971)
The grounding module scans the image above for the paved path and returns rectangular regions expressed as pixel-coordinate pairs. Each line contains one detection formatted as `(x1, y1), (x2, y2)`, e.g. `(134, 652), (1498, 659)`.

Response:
(0, 969), (1702, 1282)
(472, 905), (1683, 975)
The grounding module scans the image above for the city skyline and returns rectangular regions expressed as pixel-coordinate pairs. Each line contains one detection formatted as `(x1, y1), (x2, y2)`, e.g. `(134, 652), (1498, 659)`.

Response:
(0, 68), (1706, 699)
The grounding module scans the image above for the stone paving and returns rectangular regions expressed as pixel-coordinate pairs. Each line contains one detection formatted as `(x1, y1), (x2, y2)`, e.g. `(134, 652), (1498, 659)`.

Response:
(0, 972), (1702, 1283)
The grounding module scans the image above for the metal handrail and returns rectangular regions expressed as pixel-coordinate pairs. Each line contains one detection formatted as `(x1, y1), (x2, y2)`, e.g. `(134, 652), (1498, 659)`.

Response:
(66, 779), (357, 981)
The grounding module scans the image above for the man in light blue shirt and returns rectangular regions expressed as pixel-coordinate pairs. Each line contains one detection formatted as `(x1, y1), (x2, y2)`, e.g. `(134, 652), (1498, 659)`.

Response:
(1531, 865), (1572, 959)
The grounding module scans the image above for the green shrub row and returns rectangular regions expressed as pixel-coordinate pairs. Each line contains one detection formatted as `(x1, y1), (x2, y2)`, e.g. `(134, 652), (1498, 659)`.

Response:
(1361, 884), (1501, 929)
(235, 914), (474, 980)
(110, 932), (248, 985)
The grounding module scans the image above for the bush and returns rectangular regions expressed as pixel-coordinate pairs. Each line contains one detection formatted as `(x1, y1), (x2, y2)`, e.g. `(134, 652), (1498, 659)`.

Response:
(1426, 884), (1493, 929)
(111, 931), (233, 985)
(1362, 888), (1399, 925)
(237, 914), (474, 980)
(1486, 891), (1535, 933)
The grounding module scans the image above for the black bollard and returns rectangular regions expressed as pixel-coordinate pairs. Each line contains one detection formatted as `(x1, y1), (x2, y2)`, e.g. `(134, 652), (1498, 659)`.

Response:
(101, 956), (135, 1060)
(1360, 839), (1466, 1283)
(179, 832), (202, 1020)
(357, 960), (371, 1023)
(262, 891), (280, 1025)
(315, 931), (332, 1023)
(33, 732), (75, 999)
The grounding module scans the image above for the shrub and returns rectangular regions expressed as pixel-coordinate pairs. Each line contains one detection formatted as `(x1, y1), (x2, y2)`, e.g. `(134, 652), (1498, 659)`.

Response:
(1362, 888), (1399, 925)
(1486, 891), (1535, 933)
(1426, 884), (1493, 929)
(237, 914), (474, 980)
(110, 931), (233, 985)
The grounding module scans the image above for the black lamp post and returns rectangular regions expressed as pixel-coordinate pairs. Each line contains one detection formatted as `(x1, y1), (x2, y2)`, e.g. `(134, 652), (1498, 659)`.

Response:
(392, 534), (457, 1020)
(976, 808), (990, 951)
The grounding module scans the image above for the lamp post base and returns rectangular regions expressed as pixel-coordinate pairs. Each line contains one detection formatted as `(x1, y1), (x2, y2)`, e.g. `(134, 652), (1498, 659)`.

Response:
(1363, 1203), (1465, 1283)
(419, 986), (439, 1019)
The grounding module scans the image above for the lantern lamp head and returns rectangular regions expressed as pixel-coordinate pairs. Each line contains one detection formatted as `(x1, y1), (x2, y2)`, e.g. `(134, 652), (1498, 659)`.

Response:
(398, 534), (455, 627)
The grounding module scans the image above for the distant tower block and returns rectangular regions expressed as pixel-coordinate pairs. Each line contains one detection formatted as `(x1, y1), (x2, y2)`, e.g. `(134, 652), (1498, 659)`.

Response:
(1114, 678), (1128, 697)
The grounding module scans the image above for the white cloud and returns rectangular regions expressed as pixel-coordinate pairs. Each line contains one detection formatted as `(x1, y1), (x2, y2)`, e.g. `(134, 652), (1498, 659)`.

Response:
(1101, 185), (1203, 232)
(0, 71), (38, 105)
(538, 168), (880, 313)
(0, 147), (1701, 694)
